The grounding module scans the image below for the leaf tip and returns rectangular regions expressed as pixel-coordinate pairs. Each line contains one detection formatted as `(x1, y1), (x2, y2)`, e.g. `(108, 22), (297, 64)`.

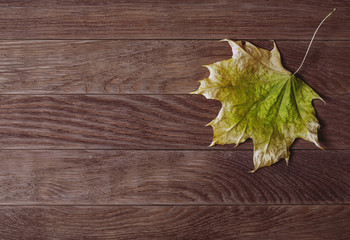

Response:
(314, 139), (324, 150)
(249, 169), (257, 173)
(209, 140), (216, 147)
(271, 39), (276, 46)
(285, 157), (289, 166)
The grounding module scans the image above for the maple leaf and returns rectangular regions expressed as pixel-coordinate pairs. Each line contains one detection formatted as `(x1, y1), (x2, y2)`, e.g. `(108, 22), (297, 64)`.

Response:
(192, 39), (324, 172)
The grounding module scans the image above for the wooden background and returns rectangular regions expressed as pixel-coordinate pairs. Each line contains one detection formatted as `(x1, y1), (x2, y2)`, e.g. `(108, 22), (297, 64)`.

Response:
(0, 0), (349, 239)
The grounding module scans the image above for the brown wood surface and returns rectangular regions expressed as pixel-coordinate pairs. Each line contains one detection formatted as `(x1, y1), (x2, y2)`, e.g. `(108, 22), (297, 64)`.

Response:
(0, 94), (347, 149)
(0, 40), (348, 94)
(0, 205), (349, 240)
(0, 0), (348, 40)
(1, 0), (349, 239)
(0, 150), (349, 205)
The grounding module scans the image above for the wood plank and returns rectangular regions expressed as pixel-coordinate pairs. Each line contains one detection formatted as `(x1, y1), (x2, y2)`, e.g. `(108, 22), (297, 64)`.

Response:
(0, 40), (348, 94)
(0, 205), (349, 239)
(0, 0), (348, 40)
(0, 150), (349, 204)
(0, 94), (347, 149)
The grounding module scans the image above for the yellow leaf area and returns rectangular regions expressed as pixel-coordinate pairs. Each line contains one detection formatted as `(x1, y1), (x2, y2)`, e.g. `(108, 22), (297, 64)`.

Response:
(192, 40), (323, 172)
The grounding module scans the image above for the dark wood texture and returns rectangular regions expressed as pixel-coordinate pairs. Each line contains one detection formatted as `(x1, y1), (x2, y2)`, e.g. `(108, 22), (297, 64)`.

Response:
(0, 206), (349, 240)
(0, 0), (348, 40)
(0, 40), (348, 94)
(0, 94), (347, 149)
(1, 0), (349, 239)
(0, 150), (349, 204)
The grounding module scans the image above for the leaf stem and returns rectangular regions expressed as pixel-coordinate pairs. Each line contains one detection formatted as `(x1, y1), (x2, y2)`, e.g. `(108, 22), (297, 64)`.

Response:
(293, 8), (336, 75)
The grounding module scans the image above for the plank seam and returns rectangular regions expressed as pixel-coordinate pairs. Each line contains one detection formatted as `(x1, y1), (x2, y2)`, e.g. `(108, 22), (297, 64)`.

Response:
(0, 94), (347, 96)
(0, 149), (348, 151)
(0, 39), (349, 41)
(0, 203), (349, 207)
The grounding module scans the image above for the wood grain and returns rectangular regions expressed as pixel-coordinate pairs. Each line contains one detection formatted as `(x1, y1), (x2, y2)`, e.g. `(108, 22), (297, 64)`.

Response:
(0, 94), (347, 149)
(0, 150), (349, 204)
(0, 0), (348, 40)
(0, 0), (348, 239)
(0, 205), (349, 239)
(0, 40), (348, 94)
